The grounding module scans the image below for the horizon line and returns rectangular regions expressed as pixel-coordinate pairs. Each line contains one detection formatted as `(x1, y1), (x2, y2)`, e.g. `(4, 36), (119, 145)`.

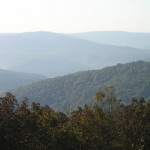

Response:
(0, 30), (150, 34)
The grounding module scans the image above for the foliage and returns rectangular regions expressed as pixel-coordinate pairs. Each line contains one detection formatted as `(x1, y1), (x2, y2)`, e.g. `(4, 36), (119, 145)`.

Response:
(0, 92), (150, 150)
(11, 60), (150, 111)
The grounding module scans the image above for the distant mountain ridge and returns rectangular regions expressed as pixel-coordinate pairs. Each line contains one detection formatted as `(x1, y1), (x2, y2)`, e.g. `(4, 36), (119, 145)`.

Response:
(10, 61), (150, 111)
(0, 69), (46, 93)
(0, 31), (150, 77)
(71, 31), (150, 50)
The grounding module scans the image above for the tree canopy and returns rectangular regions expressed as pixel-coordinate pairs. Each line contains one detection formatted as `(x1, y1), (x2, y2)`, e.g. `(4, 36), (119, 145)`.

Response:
(10, 60), (150, 111)
(1, 91), (150, 150)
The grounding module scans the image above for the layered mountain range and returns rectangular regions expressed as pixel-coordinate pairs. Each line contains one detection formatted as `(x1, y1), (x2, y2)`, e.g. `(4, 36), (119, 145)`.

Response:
(0, 31), (150, 111)
(71, 31), (150, 50)
(0, 31), (150, 77)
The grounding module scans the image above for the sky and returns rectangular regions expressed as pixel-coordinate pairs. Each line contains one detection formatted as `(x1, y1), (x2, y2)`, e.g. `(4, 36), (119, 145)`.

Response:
(0, 0), (150, 33)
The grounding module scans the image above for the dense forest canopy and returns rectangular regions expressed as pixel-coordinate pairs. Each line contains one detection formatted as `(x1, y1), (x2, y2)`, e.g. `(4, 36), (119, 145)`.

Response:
(10, 61), (150, 111)
(0, 91), (150, 150)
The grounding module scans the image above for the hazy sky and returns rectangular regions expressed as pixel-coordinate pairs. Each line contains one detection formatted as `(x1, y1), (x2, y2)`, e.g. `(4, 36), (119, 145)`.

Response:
(0, 0), (150, 33)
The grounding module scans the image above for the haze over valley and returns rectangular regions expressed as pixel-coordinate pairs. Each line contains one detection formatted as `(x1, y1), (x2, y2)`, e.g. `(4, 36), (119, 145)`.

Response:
(0, 31), (150, 100)
(71, 31), (150, 50)
(0, 31), (150, 78)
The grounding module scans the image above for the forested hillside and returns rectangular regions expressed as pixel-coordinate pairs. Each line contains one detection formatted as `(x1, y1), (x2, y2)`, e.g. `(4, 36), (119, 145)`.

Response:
(10, 61), (150, 111)
(0, 69), (46, 93)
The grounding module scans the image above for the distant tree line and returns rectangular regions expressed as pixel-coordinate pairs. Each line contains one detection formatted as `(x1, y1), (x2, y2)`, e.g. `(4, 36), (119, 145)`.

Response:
(0, 89), (150, 150)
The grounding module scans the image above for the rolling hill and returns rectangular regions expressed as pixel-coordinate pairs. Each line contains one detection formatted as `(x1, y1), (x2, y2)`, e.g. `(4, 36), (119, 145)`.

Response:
(0, 32), (150, 77)
(71, 31), (150, 50)
(10, 61), (150, 111)
(0, 69), (46, 93)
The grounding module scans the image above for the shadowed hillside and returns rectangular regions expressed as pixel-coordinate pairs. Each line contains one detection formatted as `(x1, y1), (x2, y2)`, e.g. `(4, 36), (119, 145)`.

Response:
(0, 69), (46, 93)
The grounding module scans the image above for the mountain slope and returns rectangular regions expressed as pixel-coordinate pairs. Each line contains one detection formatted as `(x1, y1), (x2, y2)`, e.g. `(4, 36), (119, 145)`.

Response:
(0, 69), (46, 93)
(10, 61), (150, 111)
(0, 32), (150, 77)
(71, 31), (150, 50)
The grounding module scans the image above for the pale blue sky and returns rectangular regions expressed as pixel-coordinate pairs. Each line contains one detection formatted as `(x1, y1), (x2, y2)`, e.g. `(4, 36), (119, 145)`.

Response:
(0, 0), (150, 33)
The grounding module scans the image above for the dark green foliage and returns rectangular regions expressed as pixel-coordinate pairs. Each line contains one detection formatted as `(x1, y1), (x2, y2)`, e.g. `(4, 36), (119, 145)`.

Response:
(0, 92), (150, 150)
(11, 61), (150, 111)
